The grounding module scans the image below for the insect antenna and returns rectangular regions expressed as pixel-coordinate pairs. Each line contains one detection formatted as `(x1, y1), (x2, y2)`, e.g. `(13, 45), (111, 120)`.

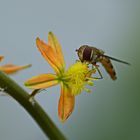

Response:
(102, 55), (130, 65)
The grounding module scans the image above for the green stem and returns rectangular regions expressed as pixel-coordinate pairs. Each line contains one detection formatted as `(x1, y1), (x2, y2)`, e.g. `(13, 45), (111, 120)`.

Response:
(0, 71), (67, 140)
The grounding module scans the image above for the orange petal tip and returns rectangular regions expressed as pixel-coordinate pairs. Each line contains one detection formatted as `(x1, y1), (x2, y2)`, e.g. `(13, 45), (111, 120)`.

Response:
(24, 74), (59, 89)
(0, 56), (4, 61)
(0, 64), (32, 74)
(58, 84), (75, 122)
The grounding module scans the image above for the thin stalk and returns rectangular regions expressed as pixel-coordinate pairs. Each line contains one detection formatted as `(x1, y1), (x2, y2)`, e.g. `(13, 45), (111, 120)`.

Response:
(0, 71), (66, 140)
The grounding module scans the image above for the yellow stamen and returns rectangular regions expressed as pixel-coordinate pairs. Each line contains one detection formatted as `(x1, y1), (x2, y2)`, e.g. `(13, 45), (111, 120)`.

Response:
(65, 62), (95, 95)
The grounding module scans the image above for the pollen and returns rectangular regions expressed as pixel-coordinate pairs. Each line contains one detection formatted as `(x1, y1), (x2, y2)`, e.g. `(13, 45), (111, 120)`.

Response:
(65, 61), (94, 95)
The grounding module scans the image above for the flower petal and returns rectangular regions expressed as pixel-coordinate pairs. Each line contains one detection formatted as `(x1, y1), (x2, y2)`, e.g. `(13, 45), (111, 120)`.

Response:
(48, 32), (65, 69)
(0, 56), (4, 61)
(36, 37), (64, 74)
(24, 73), (59, 89)
(0, 64), (31, 74)
(58, 83), (75, 122)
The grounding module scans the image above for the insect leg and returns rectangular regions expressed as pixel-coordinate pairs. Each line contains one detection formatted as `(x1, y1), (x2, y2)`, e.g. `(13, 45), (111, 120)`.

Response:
(92, 64), (103, 79)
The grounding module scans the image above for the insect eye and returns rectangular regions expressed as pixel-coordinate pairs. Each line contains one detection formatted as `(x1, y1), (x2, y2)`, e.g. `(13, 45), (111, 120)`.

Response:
(83, 47), (92, 61)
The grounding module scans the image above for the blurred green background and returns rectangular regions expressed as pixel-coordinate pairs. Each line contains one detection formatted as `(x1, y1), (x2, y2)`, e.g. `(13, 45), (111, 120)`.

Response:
(0, 0), (140, 140)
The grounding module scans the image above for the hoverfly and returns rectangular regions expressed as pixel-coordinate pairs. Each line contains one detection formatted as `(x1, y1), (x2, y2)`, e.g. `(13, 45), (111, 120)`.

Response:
(76, 45), (130, 80)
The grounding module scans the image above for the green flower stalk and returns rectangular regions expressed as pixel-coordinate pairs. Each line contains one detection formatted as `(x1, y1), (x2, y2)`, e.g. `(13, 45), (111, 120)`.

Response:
(0, 71), (66, 140)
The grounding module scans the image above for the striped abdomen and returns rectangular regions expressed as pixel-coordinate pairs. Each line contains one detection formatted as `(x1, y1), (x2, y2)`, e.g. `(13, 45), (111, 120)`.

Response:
(100, 56), (117, 80)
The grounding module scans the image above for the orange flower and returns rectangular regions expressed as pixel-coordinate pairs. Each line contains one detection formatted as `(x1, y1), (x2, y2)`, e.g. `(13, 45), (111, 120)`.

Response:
(25, 32), (96, 122)
(0, 56), (31, 74)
